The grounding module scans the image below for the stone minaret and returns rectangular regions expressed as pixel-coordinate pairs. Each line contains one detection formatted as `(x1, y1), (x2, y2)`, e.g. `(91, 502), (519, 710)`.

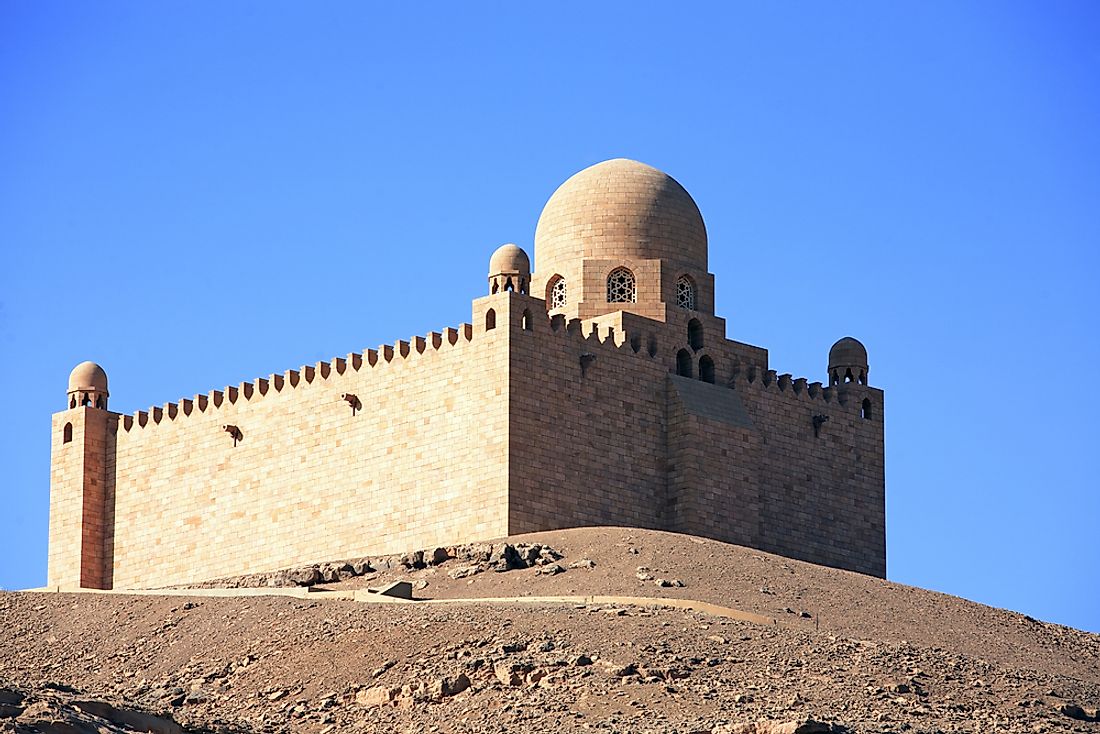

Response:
(48, 361), (114, 589)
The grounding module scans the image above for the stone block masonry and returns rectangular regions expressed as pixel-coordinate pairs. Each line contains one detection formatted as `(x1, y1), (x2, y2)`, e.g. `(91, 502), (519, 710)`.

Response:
(503, 291), (885, 578)
(50, 319), (511, 589)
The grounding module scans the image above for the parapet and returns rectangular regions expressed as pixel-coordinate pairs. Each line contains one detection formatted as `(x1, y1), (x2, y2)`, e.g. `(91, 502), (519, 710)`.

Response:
(112, 320), (477, 436)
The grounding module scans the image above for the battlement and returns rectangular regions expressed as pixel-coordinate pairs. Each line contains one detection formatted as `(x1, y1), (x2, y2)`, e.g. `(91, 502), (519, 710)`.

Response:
(481, 291), (878, 422)
(729, 364), (881, 414)
(112, 322), (479, 435)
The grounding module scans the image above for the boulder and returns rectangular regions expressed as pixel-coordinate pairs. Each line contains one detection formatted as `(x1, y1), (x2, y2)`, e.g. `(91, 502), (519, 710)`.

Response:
(712, 720), (834, 734)
(442, 673), (470, 697)
(638, 665), (689, 681)
(370, 660), (396, 678)
(0, 688), (25, 719)
(518, 544), (542, 565)
(468, 544), (494, 563)
(415, 673), (470, 701)
(428, 547), (451, 565)
(489, 544), (522, 572)
(1058, 703), (1098, 721)
(493, 662), (529, 686)
(536, 547), (563, 565)
(355, 686), (401, 707)
(598, 660), (637, 677)
(399, 550), (425, 569)
(448, 565), (482, 580)
(73, 700), (186, 734)
(288, 567), (321, 586)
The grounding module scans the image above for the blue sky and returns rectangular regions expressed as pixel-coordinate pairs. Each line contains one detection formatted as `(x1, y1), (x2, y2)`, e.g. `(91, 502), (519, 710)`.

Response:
(1, 3), (1097, 632)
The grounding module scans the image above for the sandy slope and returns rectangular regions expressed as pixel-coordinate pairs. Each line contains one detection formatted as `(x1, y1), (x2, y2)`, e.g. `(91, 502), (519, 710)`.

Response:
(1, 527), (1096, 734)
(320, 526), (1099, 683)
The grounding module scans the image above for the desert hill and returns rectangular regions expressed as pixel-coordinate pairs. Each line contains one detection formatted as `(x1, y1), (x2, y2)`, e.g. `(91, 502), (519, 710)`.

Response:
(2, 527), (1097, 733)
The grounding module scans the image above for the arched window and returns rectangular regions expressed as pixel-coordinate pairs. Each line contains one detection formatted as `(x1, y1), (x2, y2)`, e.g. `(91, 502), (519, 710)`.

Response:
(676, 275), (696, 310)
(485, 309), (496, 331)
(521, 308), (532, 331)
(861, 398), (873, 420)
(63, 422), (73, 444)
(699, 355), (715, 384)
(688, 319), (704, 351)
(676, 348), (693, 378)
(647, 335), (658, 358)
(607, 267), (636, 303)
(548, 276), (567, 310)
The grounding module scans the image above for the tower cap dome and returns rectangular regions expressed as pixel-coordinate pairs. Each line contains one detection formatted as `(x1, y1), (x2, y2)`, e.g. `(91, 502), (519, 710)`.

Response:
(68, 361), (109, 394)
(829, 337), (868, 369)
(534, 158), (707, 273)
(489, 243), (531, 275)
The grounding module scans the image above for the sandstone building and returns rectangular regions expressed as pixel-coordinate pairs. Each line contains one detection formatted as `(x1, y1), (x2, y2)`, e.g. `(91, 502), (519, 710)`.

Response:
(48, 159), (886, 590)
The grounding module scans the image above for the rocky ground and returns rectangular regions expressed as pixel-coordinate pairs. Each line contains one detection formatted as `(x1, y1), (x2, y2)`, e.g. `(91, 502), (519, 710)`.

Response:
(2, 527), (1097, 733)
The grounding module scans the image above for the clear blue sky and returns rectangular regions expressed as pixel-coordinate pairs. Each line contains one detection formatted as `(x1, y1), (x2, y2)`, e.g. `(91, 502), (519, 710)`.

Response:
(2, 3), (1097, 632)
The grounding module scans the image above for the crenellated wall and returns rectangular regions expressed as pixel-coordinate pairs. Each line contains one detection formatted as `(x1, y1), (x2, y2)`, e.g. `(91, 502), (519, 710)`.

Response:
(724, 369), (885, 576)
(48, 290), (885, 588)
(50, 315), (513, 589)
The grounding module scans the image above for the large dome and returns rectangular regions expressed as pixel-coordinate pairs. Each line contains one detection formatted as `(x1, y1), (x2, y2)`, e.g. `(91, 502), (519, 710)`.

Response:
(534, 159), (707, 274)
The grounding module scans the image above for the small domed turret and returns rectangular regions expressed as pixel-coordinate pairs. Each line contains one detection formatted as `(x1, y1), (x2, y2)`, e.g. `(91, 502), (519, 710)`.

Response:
(828, 337), (868, 386)
(68, 361), (109, 410)
(488, 243), (530, 295)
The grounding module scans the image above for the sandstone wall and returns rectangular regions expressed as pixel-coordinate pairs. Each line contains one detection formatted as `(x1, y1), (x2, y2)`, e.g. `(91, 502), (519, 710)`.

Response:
(737, 377), (886, 577)
(503, 293), (672, 533)
(665, 374), (762, 547)
(48, 291), (885, 588)
(61, 316), (512, 589)
(503, 293), (886, 577)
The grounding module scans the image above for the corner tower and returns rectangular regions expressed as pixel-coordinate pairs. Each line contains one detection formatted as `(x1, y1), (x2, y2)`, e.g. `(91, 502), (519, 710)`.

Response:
(48, 361), (115, 589)
(531, 159), (716, 322)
